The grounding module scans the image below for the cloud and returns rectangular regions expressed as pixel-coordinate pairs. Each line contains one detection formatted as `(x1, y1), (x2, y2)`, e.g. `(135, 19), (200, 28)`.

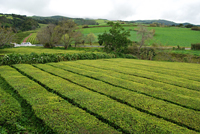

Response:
(0, 0), (200, 24)
(0, 0), (51, 16)
(161, 0), (200, 24)
(103, 0), (137, 20)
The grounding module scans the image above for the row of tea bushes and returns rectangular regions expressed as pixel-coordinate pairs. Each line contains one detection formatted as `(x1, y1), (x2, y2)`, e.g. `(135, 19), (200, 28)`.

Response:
(36, 63), (200, 131)
(0, 66), (118, 133)
(61, 61), (200, 99)
(78, 60), (200, 91)
(13, 64), (197, 133)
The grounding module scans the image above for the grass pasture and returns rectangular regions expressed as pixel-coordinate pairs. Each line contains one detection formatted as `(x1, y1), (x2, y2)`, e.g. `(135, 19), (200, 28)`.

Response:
(0, 47), (86, 56)
(0, 59), (200, 133)
(82, 26), (200, 47)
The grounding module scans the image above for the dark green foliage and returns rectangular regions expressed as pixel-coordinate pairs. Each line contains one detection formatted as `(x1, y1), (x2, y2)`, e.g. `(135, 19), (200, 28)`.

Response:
(173, 45), (185, 50)
(82, 25), (89, 28)
(125, 47), (156, 60)
(191, 27), (200, 31)
(0, 52), (117, 65)
(0, 52), (136, 65)
(0, 44), (14, 49)
(185, 24), (194, 28)
(191, 43), (200, 50)
(98, 40), (103, 46)
(0, 14), (39, 32)
(98, 22), (132, 53)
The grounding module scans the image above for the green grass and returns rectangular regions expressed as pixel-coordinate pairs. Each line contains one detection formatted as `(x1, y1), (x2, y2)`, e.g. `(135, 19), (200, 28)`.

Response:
(82, 26), (200, 47)
(165, 50), (200, 56)
(0, 47), (85, 56)
(1, 58), (200, 133)
(95, 19), (110, 25)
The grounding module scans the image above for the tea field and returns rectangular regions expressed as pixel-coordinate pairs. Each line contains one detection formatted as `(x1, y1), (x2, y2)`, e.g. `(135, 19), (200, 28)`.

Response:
(0, 58), (200, 133)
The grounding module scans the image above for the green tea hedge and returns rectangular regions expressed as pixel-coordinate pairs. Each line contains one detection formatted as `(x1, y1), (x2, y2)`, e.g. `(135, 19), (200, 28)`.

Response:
(0, 52), (136, 65)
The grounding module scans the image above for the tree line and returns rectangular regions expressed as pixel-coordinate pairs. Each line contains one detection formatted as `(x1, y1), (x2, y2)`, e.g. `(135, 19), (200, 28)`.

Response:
(37, 19), (97, 49)
(0, 14), (39, 32)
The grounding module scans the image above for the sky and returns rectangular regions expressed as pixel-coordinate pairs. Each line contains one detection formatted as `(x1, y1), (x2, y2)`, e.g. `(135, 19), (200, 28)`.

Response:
(0, 0), (200, 25)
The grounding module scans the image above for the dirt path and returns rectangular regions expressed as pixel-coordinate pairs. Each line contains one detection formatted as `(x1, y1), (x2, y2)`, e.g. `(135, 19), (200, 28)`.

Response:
(22, 33), (32, 43)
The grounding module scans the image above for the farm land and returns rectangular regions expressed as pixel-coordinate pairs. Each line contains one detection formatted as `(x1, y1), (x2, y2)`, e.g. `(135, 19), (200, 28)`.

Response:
(1, 17), (200, 133)
(1, 59), (200, 133)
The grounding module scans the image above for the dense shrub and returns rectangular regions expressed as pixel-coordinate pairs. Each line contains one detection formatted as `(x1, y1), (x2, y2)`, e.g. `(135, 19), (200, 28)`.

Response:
(125, 46), (156, 60)
(82, 25), (89, 28)
(0, 44), (14, 49)
(173, 45), (185, 50)
(0, 52), (134, 65)
(191, 43), (200, 50)
(191, 27), (200, 31)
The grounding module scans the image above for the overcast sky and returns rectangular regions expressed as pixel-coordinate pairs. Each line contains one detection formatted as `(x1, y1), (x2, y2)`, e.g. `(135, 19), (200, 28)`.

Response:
(0, 0), (200, 24)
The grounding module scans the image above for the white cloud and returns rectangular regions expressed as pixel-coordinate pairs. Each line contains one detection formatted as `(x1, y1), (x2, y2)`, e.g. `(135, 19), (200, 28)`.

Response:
(0, 0), (199, 24)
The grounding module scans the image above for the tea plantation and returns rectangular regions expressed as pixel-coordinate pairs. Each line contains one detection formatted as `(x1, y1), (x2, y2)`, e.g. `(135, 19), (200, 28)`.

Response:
(0, 59), (200, 133)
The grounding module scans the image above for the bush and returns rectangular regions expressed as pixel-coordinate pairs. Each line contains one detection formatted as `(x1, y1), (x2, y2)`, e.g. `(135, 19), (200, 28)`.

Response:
(125, 46), (156, 60)
(173, 45), (185, 50)
(0, 44), (14, 49)
(191, 43), (200, 50)
(82, 25), (89, 28)
(191, 27), (200, 31)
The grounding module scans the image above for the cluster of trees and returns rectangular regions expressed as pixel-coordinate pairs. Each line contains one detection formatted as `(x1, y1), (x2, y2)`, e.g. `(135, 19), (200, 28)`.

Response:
(37, 19), (97, 49)
(32, 16), (99, 25)
(98, 22), (153, 54)
(0, 14), (39, 32)
(0, 24), (15, 48)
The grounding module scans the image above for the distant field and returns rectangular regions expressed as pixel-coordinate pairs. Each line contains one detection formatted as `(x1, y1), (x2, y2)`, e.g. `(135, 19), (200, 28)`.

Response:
(0, 58), (200, 133)
(26, 33), (39, 44)
(95, 19), (110, 25)
(18, 25), (200, 48)
(0, 47), (85, 56)
(82, 26), (200, 47)
(164, 50), (200, 56)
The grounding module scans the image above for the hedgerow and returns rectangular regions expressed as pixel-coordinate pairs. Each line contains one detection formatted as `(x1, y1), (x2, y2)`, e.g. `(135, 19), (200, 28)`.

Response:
(0, 66), (119, 134)
(0, 52), (135, 65)
(77, 60), (200, 91)
(13, 64), (198, 133)
(69, 61), (200, 99)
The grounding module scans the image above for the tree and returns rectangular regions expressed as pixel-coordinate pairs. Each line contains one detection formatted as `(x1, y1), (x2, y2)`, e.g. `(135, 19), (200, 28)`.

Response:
(57, 19), (79, 49)
(86, 33), (97, 45)
(37, 24), (61, 48)
(137, 25), (153, 50)
(73, 31), (84, 47)
(98, 22), (132, 53)
(0, 24), (15, 48)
